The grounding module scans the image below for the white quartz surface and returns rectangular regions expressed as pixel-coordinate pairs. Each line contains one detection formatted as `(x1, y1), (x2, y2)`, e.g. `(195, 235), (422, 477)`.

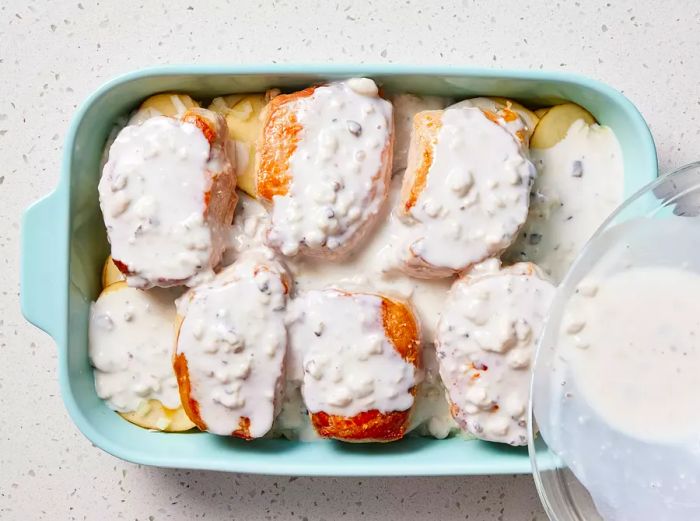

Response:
(1, 1), (698, 519)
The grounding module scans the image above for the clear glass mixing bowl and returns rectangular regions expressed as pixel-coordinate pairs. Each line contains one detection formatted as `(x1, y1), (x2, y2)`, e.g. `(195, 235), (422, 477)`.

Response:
(528, 161), (700, 521)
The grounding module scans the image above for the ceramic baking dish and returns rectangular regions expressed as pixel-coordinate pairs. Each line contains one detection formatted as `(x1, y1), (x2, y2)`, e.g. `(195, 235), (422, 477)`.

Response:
(20, 65), (657, 476)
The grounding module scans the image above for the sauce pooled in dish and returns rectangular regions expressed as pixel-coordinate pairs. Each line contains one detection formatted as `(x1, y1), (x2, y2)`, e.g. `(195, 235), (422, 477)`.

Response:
(90, 284), (180, 413)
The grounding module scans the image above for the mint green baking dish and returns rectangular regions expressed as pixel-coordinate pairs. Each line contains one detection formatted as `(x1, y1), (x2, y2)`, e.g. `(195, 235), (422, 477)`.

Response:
(20, 65), (657, 476)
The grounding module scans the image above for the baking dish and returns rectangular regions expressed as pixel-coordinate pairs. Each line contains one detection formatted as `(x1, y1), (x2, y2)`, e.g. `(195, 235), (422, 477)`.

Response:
(20, 65), (657, 476)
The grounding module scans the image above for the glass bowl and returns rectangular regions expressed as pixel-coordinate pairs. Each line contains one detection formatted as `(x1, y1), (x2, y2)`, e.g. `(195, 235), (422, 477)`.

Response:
(528, 161), (700, 521)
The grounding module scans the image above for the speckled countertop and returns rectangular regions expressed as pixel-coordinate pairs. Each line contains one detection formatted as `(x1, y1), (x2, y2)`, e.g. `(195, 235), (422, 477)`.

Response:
(1, 1), (698, 519)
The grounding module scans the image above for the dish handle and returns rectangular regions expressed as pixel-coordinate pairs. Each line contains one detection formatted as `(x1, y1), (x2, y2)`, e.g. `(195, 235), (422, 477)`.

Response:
(20, 190), (66, 339)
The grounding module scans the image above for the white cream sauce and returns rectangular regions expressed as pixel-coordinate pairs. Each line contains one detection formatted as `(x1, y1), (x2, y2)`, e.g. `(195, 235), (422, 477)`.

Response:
(99, 116), (221, 288)
(537, 216), (700, 520)
(89, 285), (180, 413)
(175, 253), (288, 437)
(266, 79), (393, 258)
(287, 289), (416, 417)
(437, 260), (555, 445)
(398, 107), (535, 275)
(505, 119), (624, 282)
(563, 267), (700, 443)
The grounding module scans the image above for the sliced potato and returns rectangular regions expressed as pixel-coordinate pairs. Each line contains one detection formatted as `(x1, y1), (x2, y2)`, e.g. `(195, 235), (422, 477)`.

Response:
(102, 256), (126, 289)
(120, 399), (196, 432)
(96, 281), (195, 432)
(530, 103), (596, 149)
(139, 93), (199, 117)
(128, 93), (199, 125)
(534, 107), (551, 119)
(209, 93), (268, 197)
